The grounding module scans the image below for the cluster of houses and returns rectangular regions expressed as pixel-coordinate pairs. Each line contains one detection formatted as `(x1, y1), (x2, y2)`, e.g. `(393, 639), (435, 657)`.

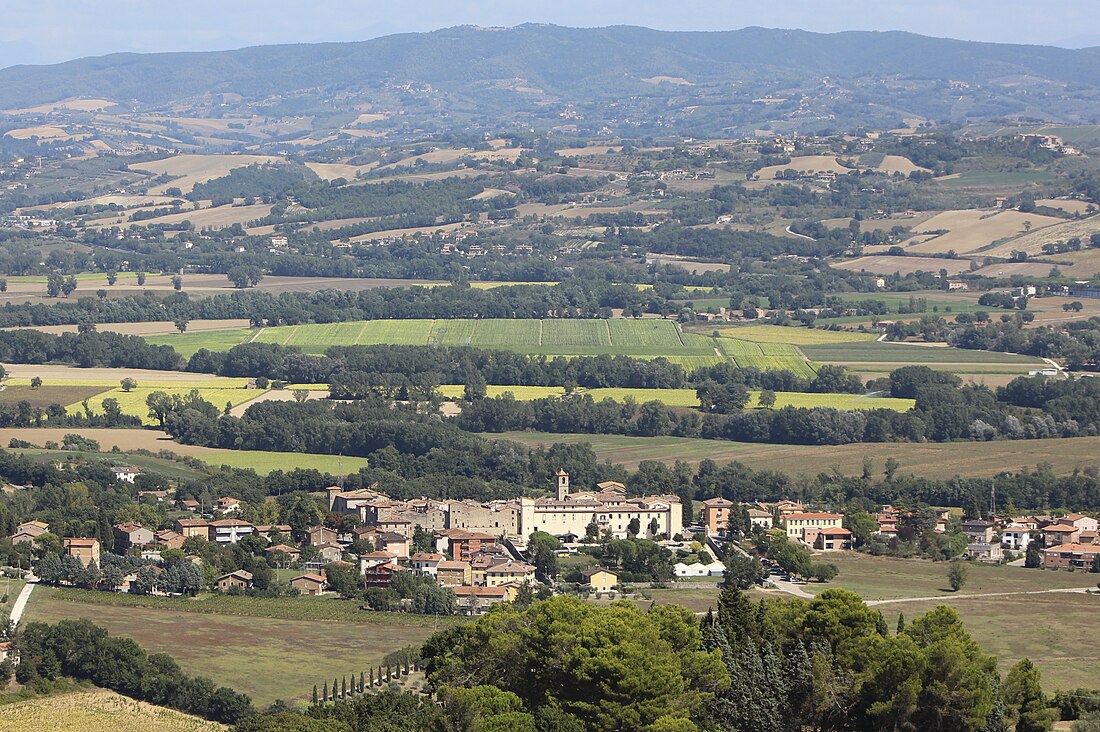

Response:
(961, 513), (1099, 568)
(6, 472), (681, 614)
(701, 498), (854, 551)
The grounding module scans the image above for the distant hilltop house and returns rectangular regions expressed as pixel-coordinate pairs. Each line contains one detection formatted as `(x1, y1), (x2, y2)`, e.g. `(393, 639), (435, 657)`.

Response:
(9, 520), (49, 545)
(111, 467), (141, 483)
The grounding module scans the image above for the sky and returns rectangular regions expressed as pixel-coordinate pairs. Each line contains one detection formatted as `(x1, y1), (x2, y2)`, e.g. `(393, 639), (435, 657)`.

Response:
(3, 0), (1100, 69)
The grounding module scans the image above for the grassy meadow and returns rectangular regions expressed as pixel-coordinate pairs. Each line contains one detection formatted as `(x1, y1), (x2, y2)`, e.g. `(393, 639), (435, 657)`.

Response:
(24, 587), (453, 705)
(0, 691), (226, 732)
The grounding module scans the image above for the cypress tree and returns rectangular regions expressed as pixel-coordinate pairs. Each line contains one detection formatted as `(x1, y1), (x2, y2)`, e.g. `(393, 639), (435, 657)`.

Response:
(333, 678), (338, 700)
(323, 681), (328, 702)
(369, 667), (374, 687)
(896, 612), (906, 635)
(312, 685), (318, 705)
(359, 671), (365, 692)
(341, 676), (347, 698)
(386, 665), (391, 682)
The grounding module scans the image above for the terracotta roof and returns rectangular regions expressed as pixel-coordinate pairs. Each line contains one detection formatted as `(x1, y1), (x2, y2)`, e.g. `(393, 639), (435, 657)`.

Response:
(291, 573), (326, 584)
(702, 497), (735, 507)
(787, 513), (842, 520)
(63, 537), (98, 546)
(217, 570), (252, 581)
(209, 519), (253, 527)
(452, 585), (508, 597)
(1045, 524), (1079, 533)
(818, 527), (852, 536)
(1044, 543), (1100, 553)
(411, 553), (444, 561)
(485, 560), (535, 574)
(581, 566), (618, 578)
(265, 544), (301, 554)
(175, 519), (208, 527)
(438, 560), (471, 570)
(437, 529), (496, 540)
(114, 522), (146, 533)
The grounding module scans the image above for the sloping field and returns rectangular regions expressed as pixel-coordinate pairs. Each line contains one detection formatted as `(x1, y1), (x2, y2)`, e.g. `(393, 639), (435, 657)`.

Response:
(982, 215), (1100, 258)
(904, 209), (1063, 255)
(4, 97), (114, 114)
(715, 325), (877, 345)
(495, 431), (1100, 477)
(1037, 198), (1093, 215)
(71, 385), (265, 425)
(874, 155), (928, 175)
(104, 202), (273, 230)
(0, 427), (370, 475)
(304, 161), (375, 180)
(131, 154), (282, 194)
(755, 155), (854, 180)
(715, 337), (817, 379)
(830, 255), (973, 276)
(0, 690), (225, 732)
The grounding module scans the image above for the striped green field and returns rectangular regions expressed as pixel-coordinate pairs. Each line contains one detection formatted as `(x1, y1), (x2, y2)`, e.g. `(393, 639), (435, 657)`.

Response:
(714, 325), (879, 345)
(145, 328), (253, 359)
(716, 337), (819, 379)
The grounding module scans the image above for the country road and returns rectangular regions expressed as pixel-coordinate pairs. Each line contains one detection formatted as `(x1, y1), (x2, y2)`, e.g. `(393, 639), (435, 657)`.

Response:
(8, 576), (36, 625)
(865, 586), (1092, 606)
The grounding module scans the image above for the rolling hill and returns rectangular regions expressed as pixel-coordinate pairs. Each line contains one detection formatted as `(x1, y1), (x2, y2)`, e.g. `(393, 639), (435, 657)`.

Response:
(4, 24), (1100, 133)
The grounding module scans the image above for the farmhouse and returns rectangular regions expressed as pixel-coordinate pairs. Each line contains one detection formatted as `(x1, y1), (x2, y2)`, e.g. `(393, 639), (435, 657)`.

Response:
(63, 537), (100, 568)
(264, 544), (301, 562)
(452, 585), (515, 615)
(111, 467), (142, 483)
(290, 573), (327, 596)
(1059, 514), (1099, 533)
(581, 567), (620, 594)
(215, 570), (253, 592)
(967, 541), (1003, 562)
(9, 520), (48, 545)
(214, 496), (242, 514)
(113, 522), (155, 550)
(307, 525), (339, 547)
(517, 471), (682, 540)
(1043, 524), (1080, 545)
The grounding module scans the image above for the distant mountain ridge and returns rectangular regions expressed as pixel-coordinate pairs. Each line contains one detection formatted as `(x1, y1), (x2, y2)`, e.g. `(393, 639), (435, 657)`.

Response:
(4, 24), (1100, 133)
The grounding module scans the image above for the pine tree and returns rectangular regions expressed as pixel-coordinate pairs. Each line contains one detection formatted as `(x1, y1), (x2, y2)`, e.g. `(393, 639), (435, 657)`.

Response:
(312, 685), (318, 705)
(874, 611), (889, 636)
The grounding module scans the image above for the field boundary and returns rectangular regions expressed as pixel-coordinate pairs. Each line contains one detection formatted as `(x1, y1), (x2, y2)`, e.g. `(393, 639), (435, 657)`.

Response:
(605, 319), (614, 345)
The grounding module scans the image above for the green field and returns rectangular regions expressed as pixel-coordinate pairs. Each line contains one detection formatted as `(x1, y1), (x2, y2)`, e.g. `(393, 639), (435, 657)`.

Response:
(69, 385), (266, 425)
(809, 554), (1100, 691)
(712, 324), (879, 345)
(25, 587), (450, 705)
(716, 337), (819, 379)
(188, 449), (371, 475)
(495, 431), (1100, 476)
(802, 341), (1046, 375)
(145, 328), (253, 359)
(9, 449), (209, 481)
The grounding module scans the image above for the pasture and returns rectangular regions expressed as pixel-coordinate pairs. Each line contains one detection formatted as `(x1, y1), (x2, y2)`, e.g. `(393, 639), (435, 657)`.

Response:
(801, 341), (1046, 378)
(799, 554), (1100, 691)
(982, 215), (1100, 259)
(25, 587), (445, 705)
(754, 155), (855, 180)
(0, 691), (225, 732)
(495, 431), (1100, 476)
(714, 325), (877, 345)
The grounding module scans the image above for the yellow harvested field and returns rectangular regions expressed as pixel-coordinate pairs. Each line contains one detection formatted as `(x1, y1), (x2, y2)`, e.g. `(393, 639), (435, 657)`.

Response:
(379, 148), (471, 170)
(352, 112), (386, 125)
(1038, 198), (1093, 215)
(110, 202), (272, 230)
(647, 254), (731, 274)
(339, 128), (386, 138)
(831, 255), (973, 276)
(74, 386), (264, 424)
(3, 97), (114, 114)
(304, 161), (375, 181)
(4, 125), (71, 139)
(0, 690), (225, 732)
(470, 188), (515, 200)
(142, 115), (259, 135)
(556, 145), (623, 156)
(970, 262), (1057, 278)
(873, 155), (928, 175)
(344, 220), (469, 243)
(904, 209), (1063, 254)
(469, 147), (524, 161)
(755, 155), (855, 180)
(132, 154), (282, 194)
(641, 76), (694, 85)
(43, 193), (182, 210)
(983, 215), (1100, 258)
(820, 213), (934, 232)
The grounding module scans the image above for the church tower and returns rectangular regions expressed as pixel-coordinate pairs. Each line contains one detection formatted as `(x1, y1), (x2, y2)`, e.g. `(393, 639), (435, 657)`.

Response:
(555, 469), (570, 500)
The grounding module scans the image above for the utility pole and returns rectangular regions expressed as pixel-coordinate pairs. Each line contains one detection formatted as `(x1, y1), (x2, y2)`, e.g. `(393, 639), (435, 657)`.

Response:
(989, 478), (996, 518)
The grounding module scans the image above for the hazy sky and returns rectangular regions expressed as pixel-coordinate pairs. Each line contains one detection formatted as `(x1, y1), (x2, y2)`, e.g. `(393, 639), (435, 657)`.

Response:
(3, 0), (1100, 69)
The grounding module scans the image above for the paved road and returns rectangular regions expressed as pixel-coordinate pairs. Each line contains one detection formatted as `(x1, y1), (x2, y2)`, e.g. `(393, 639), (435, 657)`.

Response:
(7, 577), (36, 625)
(769, 578), (814, 599)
